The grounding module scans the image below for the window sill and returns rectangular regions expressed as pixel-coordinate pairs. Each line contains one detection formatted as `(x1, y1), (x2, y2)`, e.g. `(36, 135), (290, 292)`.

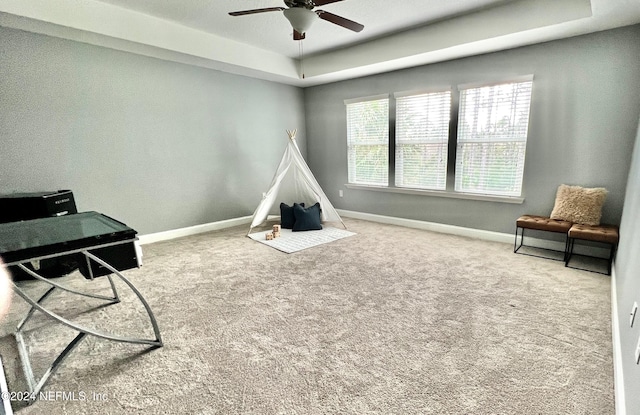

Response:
(344, 184), (525, 204)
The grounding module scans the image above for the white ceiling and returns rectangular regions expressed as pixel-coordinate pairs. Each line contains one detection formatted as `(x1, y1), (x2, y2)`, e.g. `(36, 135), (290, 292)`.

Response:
(1, 0), (639, 87)
(93, 0), (518, 59)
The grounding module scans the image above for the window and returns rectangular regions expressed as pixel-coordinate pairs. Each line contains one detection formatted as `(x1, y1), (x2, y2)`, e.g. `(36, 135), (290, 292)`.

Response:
(455, 79), (533, 197)
(345, 77), (533, 200)
(346, 96), (389, 186)
(395, 90), (451, 190)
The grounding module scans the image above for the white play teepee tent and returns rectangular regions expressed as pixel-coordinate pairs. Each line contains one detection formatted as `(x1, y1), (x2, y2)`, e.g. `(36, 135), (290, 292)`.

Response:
(248, 130), (345, 234)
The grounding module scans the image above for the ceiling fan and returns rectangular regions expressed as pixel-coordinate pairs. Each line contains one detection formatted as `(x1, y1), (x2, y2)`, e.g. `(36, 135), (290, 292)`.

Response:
(229, 0), (364, 41)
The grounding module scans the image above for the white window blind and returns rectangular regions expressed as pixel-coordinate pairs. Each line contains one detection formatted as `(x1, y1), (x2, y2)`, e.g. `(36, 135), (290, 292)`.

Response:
(455, 80), (533, 197)
(346, 97), (389, 186)
(395, 90), (451, 190)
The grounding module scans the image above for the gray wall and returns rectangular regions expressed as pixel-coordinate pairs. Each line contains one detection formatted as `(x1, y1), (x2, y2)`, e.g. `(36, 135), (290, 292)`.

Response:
(304, 25), (640, 234)
(616, 116), (640, 412)
(0, 26), (305, 235)
(2, 20), (640, 412)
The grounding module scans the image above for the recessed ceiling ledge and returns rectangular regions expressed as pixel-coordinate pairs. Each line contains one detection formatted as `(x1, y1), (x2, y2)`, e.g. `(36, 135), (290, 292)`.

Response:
(0, 0), (300, 82)
(300, 0), (593, 79)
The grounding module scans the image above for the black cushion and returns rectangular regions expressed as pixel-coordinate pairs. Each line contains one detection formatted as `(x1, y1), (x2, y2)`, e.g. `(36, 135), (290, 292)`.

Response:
(292, 202), (322, 232)
(280, 202), (304, 229)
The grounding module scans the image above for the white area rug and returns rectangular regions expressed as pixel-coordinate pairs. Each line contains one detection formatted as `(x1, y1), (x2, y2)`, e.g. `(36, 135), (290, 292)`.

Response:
(248, 227), (356, 253)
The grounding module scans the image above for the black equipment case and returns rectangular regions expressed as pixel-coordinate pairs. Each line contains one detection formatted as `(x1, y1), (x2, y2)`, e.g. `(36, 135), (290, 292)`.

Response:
(0, 190), (77, 224)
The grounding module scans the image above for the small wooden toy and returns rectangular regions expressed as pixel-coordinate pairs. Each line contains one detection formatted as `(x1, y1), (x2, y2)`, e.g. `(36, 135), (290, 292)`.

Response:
(266, 233), (274, 240)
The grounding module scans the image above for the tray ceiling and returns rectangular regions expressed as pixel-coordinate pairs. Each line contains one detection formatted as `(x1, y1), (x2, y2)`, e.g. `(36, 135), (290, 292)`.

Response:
(0, 0), (639, 86)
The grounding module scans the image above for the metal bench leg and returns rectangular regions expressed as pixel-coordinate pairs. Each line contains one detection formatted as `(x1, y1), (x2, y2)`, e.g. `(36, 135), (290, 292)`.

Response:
(565, 238), (574, 267)
(514, 227), (524, 253)
(565, 238), (615, 275)
(607, 244), (616, 276)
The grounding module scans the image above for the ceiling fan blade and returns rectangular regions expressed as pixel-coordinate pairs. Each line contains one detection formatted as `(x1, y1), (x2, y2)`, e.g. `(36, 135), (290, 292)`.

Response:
(316, 10), (364, 32)
(293, 30), (306, 41)
(312, 0), (344, 6)
(229, 7), (285, 16)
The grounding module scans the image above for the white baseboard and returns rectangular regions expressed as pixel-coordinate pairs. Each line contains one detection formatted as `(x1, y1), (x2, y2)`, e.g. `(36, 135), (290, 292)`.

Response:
(338, 209), (513, 243)
(138, 210), (610, 259)
(611, 263), (626, 415)
(138, 216), (253, 245)
(336, 209), (609, 257)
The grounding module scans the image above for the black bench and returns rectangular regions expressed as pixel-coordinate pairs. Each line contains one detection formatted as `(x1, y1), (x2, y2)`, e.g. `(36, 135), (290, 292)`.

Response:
(514, 215), (572, 261)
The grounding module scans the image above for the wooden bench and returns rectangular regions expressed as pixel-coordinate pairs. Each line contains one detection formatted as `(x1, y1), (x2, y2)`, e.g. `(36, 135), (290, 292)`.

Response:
(565, 223), (619, 275)
(514, 215), (573, 260)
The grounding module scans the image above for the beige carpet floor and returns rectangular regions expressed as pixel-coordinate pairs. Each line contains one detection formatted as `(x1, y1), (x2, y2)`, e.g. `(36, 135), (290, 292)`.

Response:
(0, 218), (613, 414)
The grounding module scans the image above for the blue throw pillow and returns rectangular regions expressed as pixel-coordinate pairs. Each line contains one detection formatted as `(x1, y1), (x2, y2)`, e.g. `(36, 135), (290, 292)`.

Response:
(280, 202), (304, 229)
(292, 202), (322, 232)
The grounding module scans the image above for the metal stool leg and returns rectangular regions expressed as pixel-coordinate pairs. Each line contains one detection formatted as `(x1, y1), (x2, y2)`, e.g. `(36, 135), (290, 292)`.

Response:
(565, 238), (574, 267)
(514, 227), (524, 253)
(607, 244), (616, 276)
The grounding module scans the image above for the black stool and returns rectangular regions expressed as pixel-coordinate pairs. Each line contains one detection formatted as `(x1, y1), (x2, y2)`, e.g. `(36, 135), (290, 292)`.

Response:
(514, 215), (572, 261)
(565, 223), (619, 275)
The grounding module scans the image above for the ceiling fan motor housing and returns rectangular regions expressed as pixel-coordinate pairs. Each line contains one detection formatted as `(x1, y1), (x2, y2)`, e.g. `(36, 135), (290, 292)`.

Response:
(229, 0), (363, 39)
(283, 7), (317, 33)
(284, 0), (315, 9)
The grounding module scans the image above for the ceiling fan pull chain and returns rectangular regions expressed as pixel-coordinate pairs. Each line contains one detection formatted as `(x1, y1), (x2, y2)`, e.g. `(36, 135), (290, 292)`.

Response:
(299, 39), (305, 79)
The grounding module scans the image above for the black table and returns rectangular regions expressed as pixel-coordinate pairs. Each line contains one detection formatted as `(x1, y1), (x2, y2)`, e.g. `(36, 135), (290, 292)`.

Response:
(0, 212), (162, 404)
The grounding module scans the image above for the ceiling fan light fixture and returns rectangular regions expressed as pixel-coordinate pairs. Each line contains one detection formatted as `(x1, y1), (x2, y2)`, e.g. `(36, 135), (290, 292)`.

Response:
(283, 8), (317, 34)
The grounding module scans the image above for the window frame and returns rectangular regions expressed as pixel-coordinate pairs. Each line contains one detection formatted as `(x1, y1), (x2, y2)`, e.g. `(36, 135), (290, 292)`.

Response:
(343, 76), (533, 203)
(345, 94), (390, 186)
(394, 88), (452, 191)
(455, 77), (534, 197)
